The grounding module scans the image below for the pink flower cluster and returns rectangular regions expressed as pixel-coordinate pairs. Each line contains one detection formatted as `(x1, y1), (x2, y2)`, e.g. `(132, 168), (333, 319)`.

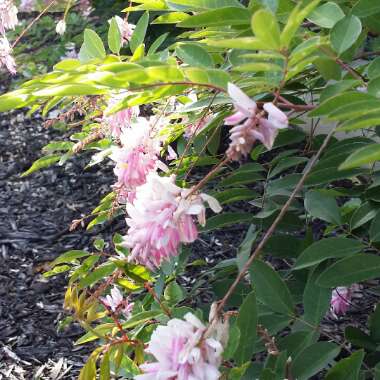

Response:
(101, 286), (134, 319)
(0, 0), (17, 74)
(135, 312), (223, 380)
(225, 83), (288, 161)
(123, 172), (221, 270)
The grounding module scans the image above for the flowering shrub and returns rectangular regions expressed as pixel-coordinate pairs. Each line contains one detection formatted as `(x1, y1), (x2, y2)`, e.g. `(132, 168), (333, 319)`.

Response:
(2, 0), (380, 379)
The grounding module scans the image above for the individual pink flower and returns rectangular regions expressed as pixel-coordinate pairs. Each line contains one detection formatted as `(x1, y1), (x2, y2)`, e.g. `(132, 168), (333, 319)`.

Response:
(114, 16), (135, 45)
(135, 312), (223, 380)
(101, 286), (134, 319)
(330, 286), (352, 317)
(0, 0), (18, 34)
(225, 83), (288, 160)
(0, 36), (16, 74)
(104, 95), (140, 138)
(123, 173), (221, 269)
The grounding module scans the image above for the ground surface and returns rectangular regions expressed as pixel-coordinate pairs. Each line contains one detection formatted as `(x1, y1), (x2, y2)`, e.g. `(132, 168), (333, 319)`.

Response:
(0, 108), (116, 379)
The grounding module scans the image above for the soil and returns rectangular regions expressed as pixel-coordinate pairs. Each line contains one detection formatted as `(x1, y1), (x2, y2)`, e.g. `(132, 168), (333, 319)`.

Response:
(0, 108), (116, 379)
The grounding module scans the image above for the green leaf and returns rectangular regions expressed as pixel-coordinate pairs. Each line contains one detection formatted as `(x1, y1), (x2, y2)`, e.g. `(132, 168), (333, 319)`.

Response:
(176, 43), (213, 68)
(79, 356), (96, 380)
(317, 254), (380, 287)
(148, 32), (169, 55)
(100, 351), (110, 380)
(249, 260), (294, 315)
(368, 56), (380, 80)
(331, 15), (362, 55)
(213, 189), (259, 205)
(164, 281), (185, 305)
(303, 265), (332, 325)
(35, 84), (106, 97)
(369, 303), (380, 342)
(308, 2), (345, 28)
(353, 0), (380, 18)
(223, 325), (241, 360)
(304, 190), (342, 225)
(325, 350), (364, 380)
(168, 0), (243, 9)
(178, 7), (251, 27)
(152, 11), (189, 24)
(51, 250), (90, 267)
(202, 213), (253, 232)
(83, 28), (106, 59)
(130, 12), (149, 53)
(229, 362), (251, 380)
(278, 331), (314, 359)
(206, 37), (268, 50)
(309, 91), (374, 117)
(345, 326), (377, 350)
(350, 201), (378, 230)
(370, 212), (380, 242)
(237, 225), (258, 272)
(43, 265), (71, 278)
(79, 262), (117, 288)
(294, 237), (363, 270)
(251, 9), (281, 50)
(339, 143), (380, 169)
(292, 342), (340, 380)
(21, 155), (61, 177)
(234, 291), (257, 365)
(219, 171), (264, 187)
(280, 0), (321, 48)
(269, 157), (307, 178)
(108, 18), (121, 54)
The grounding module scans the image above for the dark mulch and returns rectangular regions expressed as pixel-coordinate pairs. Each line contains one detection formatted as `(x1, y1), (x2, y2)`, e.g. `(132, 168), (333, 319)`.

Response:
(0, 109), (116, 379)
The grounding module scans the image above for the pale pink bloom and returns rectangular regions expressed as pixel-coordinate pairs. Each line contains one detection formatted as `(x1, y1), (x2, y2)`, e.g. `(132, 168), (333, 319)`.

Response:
(225, 83), (288, 160)
(0, 36), (16, 74)
(19, 0), (35, 12)
(123, 173), (221, 269)
(135, 313), (223, 380)
(111, 147), (157, 190)
(104, 95), (140, 138)
(330, 286), (352, 317)
(56, 19), (66, 36)
(114, 16), (135, 44)
(101, 286), (134, 319)
(0, 0), (18, 34)
(167, 145), (178, 160)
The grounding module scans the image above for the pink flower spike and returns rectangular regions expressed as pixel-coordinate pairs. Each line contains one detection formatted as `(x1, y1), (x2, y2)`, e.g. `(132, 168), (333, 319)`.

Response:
(264, 102), (288, 130)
